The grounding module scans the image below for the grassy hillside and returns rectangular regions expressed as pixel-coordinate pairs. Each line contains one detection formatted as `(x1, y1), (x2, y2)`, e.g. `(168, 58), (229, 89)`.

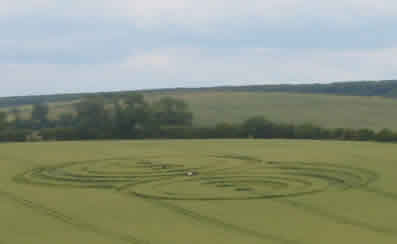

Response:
(189, 80), (397, 97)
(2, 139), (397, 244)
(146, 91), (397, 131)
(2, 80), (397, 108)
(0, 100), (77, 121)
(3, 91), (397, 131)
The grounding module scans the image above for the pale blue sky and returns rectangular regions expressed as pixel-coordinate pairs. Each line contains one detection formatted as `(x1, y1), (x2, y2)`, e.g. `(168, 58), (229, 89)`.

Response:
(1, 0), (397, 97)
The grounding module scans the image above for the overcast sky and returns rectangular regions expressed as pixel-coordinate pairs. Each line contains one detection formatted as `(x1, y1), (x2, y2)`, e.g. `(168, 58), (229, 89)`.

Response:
(1, 0), (397, 97)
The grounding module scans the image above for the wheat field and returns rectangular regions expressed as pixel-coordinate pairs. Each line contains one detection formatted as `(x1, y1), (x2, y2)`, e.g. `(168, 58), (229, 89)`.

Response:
(1, 139), (397, 243)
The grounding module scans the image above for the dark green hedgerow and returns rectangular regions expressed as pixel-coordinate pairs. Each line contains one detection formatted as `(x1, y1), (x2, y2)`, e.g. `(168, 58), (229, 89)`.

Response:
(1, 93), (397, 143)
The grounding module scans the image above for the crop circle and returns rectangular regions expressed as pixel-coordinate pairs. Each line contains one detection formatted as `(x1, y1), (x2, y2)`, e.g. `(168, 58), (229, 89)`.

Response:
(15, 155), (378, 200)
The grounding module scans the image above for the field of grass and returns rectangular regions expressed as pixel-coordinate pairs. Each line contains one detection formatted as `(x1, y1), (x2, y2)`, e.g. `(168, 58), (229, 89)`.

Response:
(4, 91), (397, 131)
(146, 91), (397, 130)
(0, 100), (78, 122)
(1, 139), (397, 243)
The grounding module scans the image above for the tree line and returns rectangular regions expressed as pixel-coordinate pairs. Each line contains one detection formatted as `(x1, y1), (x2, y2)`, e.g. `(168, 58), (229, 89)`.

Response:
(188, 80), (397, 98)
(2, 80), (397, 109)
(1, 93), (397, 143)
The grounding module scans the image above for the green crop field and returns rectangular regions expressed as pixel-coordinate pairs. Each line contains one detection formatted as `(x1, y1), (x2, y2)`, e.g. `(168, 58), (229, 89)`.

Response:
(146, 91), (397, 130)
(1, 139), (397, 243)
(4, 91), (397, 130)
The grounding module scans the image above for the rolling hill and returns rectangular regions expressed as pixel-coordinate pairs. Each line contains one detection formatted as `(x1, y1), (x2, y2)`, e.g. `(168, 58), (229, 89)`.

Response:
(2, 79), (397, 108)
(1, 80), (397, 131)
(146, 91), (397, 130)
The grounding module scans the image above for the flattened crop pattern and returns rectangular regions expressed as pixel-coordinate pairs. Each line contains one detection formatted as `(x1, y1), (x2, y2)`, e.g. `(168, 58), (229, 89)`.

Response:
(15, 155), (378, 201)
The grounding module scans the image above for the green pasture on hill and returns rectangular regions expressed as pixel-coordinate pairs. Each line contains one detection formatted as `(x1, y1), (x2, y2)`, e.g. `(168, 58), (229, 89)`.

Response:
(1, 139), (397, 243)
(4, 91), (397, 131)
(146, 91), (397, 130)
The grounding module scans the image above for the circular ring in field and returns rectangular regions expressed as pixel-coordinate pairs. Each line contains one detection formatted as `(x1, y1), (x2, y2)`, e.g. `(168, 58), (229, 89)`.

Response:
(128, 160), (378, 200)
(14, 155), (378, 200)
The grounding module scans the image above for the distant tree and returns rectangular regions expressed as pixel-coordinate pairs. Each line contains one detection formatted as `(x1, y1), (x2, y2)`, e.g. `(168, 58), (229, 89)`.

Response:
(331, 128), (346, 139)
(0, 129), (29, 142)
(57, 113), (75, 128)
(242, 116), (273, 138)
(0, 111), (7, 130)
(10, 108), (22, 128)
(376, 128), (397, 142)
(293, 123), (326, 139)
(273, 123), (295, 139)
(214, 122), (240, 138)
(112, 93), (152, 138)
(339, 128), (357, 140)
(152, 97), (193, 126)
(76, 97), (106, 124)
(356, 129), (376, 141)
(75, 96), (110, 138)
(32, 103), (49, 127)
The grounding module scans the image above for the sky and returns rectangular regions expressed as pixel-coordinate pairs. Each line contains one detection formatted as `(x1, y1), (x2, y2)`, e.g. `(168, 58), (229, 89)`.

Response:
(1, 0), (397, 97)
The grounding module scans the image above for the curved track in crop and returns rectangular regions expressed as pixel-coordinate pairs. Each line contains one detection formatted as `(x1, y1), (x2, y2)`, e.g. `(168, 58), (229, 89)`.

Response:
(15, 155), (378, 200)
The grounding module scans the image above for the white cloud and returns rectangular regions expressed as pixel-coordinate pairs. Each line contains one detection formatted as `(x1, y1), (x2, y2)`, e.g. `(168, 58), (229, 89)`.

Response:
(1, 47), (397, 96)
(3, 0), (397, 27)
(124, 51), (171, 71)
(0, 0), (56, 16)
(1, 0), (397, 96)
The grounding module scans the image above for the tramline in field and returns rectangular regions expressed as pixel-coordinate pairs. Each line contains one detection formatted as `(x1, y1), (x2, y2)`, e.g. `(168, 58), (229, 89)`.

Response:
(2, 140), (397, 244)
(16, 155), (378, 200)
